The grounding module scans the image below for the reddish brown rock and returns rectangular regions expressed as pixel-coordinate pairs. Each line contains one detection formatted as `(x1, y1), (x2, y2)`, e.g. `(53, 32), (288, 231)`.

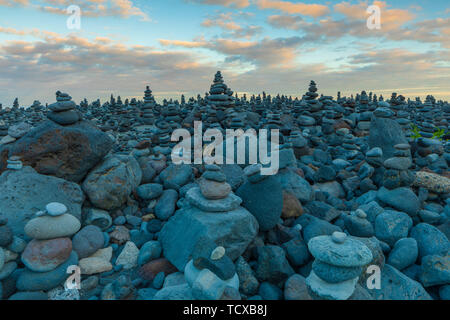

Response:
(135, 140), (152, 150)
(0, 120), (113, 182)
(21, 238), (72, 272)
(138, 258), (178, 281)
(109, 226), (130, 245)
(333, 120), (351, 131)
(282, 191), (304, 219)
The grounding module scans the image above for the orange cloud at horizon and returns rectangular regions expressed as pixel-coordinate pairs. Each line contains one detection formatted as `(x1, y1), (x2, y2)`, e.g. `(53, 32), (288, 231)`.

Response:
(257, 0), (330, 17)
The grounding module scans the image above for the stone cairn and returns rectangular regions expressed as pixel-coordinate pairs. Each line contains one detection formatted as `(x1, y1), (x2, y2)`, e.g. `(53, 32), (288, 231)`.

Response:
(6, 155), (23, 170)
(383, 143), (414, 190)
(47, 91), (80, 125)
(141, 86), (156, 125)
(206, 71), (235, 125)
(18, 203), (80, 293)
(175, 165), (244, 299)
(306, 232), (373, 300)
(184, 244), (239, 300)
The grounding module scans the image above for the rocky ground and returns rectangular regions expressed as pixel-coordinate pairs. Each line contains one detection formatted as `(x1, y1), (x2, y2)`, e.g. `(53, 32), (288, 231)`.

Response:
(0, 71), (449, 300)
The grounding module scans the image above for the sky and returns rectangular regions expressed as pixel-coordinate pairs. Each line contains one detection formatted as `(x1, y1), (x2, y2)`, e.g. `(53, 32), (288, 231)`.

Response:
(0, 0), (449, 106)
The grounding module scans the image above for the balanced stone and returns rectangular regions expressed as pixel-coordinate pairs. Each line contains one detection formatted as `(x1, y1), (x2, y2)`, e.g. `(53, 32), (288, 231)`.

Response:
(24, 214), (81, 240)
(307, 232), (373, 267)
(185, 187), (242, 212)
(45, 202), (68, 217)
(21, 238), (72, 272)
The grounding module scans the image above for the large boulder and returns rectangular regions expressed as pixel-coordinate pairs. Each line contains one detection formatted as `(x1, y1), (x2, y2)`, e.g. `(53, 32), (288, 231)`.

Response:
(82, 154), (142, 210)
(0, 166), (84, 237)
(369, 264), (432, 300)
(275, 168), (312, 204)
(236, 175), (283, 231)
(159, 207), (259, 271)
(376, 187), (420, 217)
(368, 115), (407, 160)
(0, 120), (113, 182)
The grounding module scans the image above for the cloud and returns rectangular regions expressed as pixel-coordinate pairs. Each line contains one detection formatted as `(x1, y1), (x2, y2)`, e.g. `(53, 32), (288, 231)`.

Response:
(0, 0), (150, 21)
(160, 36), (303, 68)
(201, 12), (262, 39)
(0, 27), (217, 105)
(256, 0), (330, 17)
(0, 0), (29, 6)
(334, 1), (414, 31)
(267, 3), (449, 50)
(186, 0), (250, 8)
(159, 39), (208, 48)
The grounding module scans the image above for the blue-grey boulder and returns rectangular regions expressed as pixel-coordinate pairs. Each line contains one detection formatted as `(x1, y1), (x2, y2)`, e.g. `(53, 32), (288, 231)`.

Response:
(0, 166), (84, 237)
(410, 223), (450, 260)
(375, 210), (413, 247)
(236, 175), (282, 231)
(376, 187), (420, 217)
(159, 206), (259, 270)
(369, 264), (432, 300)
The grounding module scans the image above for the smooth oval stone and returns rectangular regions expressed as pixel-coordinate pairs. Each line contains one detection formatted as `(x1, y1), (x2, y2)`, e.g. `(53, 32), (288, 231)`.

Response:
(25, 214), (81, 240)
(395, 144), (410, 150)
(204, 164), (220, 172)
(16, 251), (78, 291)
(47, 109), (80, 125)
(210, 246), (226, 260)
(72, 225), (104, 259)
(21, 238), (72, 272)
(332, 231), (347, 244)
(308, 234), (373, 267)
(355, 209), (367, 219)
(202, 170), (226, 182)
(312, 260), (363, 283)
(387, 238), (418, 270)
(366, 147), (382, 157)
(185, 187), (242, 212)
(198, 178), (231, 200)
(306, 270), (358, 300)
(45, 202), (67, 216)
(136, 183), (163, 200)
(384, 157), (412, 170)
(155, 189), (178, 220)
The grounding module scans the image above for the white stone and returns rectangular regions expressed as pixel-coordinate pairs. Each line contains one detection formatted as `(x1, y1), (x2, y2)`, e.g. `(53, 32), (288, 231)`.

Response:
(79, 257), (112, 275)
(90, 247), (113, 262)
(210, 246), (226, 260)
(115, 241), (139, 270)
(45, 202), (68, 216)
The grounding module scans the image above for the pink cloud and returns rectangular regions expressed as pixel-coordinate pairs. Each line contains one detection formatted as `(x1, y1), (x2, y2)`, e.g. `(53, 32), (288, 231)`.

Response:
(257, 0), (330, 18)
